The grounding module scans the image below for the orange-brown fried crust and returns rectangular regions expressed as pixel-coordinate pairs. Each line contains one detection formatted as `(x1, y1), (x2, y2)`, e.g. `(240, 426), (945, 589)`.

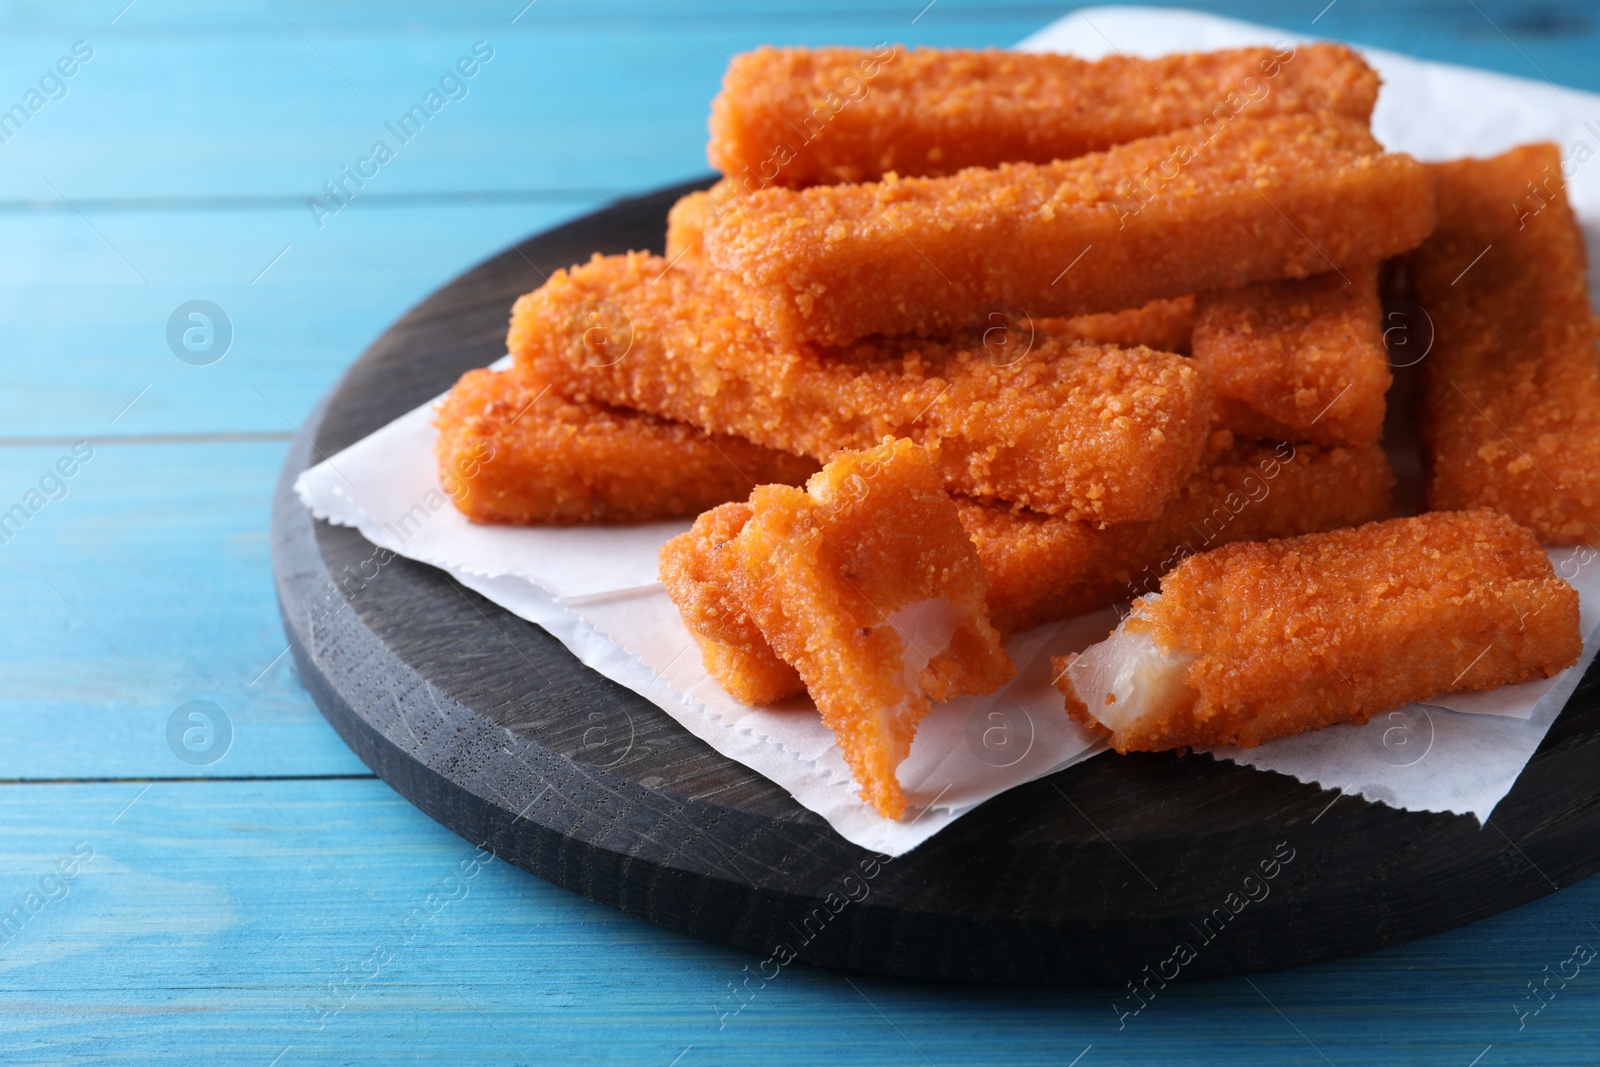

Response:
(702, 113), (1436, 346)
(731, 439), (1015, 819)
(680, 186), (1193, 353)
(964, 436), (1394, 634)
(1192, 264), (1390, 446)
(435, 366), (817, 524)
(706, 44), (1378, 188)
(665, 189), (710, 262)
(509, 252), (1212, 522)
(1051, 655), (1098, 739)
(659, 502), (805, 705)
(1055, 510), (1580, 752)
(1034, 296), (1195, 357)
(1410, 144), (1600, 544)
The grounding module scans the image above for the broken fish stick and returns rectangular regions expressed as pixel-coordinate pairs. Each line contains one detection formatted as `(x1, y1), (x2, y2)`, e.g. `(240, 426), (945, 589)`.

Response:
(703, 113), (1436, 346)
(1410, 144), (1600, 544)
(660, 502), (805, 705)
(510, 252), (1212, 522)
(965, 437), (1394, 634)
(1191, 264), (1390, 446)
(732, 438), (1015, 819)
(707, 44), (1378, 188)
(1053, 510), (1580, 752)
(675, 185), (1193, 352)
(435, 366), (817, 524)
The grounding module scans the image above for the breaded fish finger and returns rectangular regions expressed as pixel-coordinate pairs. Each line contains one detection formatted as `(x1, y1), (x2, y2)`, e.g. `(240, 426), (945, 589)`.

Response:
(730, 439), (1015, 819)
(703, 113), (1436, 346)
(1410, 144), (1600, 544)
(965, 437), (1394, 634)
(435, 366), (817, 524)
(659, 502), (805, 705)
(707, 44), (1378, 188)
(1053, 511), (1581, 752)
(509, 252), (1212, 522)
(673, 185), (1194, 353)
(1191, 264), (1390, 446)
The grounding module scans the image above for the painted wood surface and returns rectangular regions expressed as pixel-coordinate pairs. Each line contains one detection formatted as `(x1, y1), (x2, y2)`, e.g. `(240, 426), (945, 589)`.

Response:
(0, 440), (366, 779)
(8, 0), (1600, 1061)
(6, 778), (1600, 1065)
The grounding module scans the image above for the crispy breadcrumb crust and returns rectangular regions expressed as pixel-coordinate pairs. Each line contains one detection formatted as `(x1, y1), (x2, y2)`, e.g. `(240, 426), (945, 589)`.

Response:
(1034, 296), (1195, 357)
(707, 44), (1379, 187)
(1192, 264), (1390, 446)
(659, 502), (806, 705)
(665, 189), (709, 261)
(675, 185), (1194, 352)
(1056, 511), (1581, 752)
(509, 252), (1211, 522)
(702, 113), (1436, 345)
(732, 439), (1014, 820)
(1410, 144), (1600, 544)
(964, 436), (1394, 633)
(434, 366), (817, 524)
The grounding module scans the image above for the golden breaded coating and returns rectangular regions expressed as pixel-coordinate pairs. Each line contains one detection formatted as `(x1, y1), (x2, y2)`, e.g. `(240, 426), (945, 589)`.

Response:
(1192, 264), (1390, 446)
(731, 439), (1015, 819)
(678, 184), (1193, 352)
(1054, 511), (1581, 752)
(964, 436), (1394, 634)
(703, 113), (1436, 346)
(1410, 144), (1600, 544)
(707, 44), (1378, 187)
(435, 366), (817, 524)
(659, 502), (805, 705)
(667, 182), (748, 261)
(665, 189), (709, 262)
(509, 252), (1212, 522)
(1034, 296), (1194, 357)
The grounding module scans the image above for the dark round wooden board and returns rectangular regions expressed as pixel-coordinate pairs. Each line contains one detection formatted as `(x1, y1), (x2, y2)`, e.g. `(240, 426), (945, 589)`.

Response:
(271, 177), (1600, 986)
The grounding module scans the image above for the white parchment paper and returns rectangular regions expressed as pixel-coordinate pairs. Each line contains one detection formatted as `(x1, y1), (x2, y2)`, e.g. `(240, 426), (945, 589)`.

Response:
(297, 8), (1600, 855)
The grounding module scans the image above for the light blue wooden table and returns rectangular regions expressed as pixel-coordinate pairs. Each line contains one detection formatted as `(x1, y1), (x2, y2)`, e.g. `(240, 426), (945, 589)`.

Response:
(7, 1), (1600, 1062)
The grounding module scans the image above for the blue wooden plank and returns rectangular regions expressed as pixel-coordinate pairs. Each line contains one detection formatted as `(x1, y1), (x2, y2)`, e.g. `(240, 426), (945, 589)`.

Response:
(3, 0), (1595, 35)
(1, 0), (1080, 31)
(0, 197), (602, 437)
(0, 776), (1596, 1065)
(0, 12), (1051, 202)
(0, 2), (1588, 203)
(0, 440), (365, 778)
